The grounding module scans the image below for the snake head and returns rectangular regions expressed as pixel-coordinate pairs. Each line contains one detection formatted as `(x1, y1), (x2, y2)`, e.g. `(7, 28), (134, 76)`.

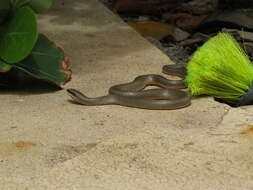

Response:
(67, 89), (88, 105)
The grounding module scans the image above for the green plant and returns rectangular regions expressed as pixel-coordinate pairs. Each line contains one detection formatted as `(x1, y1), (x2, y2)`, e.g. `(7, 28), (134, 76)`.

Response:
(0, 0), (71, 87)
(186, 32), (253, 104)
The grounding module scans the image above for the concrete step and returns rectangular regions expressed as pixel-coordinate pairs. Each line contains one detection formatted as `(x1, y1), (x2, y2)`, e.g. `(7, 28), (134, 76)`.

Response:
(1, 0), (253, 189)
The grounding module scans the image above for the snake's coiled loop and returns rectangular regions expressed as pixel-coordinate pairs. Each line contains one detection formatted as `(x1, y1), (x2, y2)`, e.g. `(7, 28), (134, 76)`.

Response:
(67, 64), (191, 110)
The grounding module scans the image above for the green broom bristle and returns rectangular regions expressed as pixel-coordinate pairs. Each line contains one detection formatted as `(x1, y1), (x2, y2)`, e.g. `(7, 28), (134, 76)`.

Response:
(186, 32), (253, 103)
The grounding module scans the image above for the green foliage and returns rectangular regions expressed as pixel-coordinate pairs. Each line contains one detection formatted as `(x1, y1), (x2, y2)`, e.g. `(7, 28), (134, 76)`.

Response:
(0, 34), (70, 86)
(0, 0), (54, 64)
(0, 6), (38, 63)
(15, 34), (68, 86)
(186, 32), (253, 103)
(0, 0), (71, 88)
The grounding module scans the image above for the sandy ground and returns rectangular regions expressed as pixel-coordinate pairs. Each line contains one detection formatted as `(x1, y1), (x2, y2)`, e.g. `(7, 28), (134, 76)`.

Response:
(1, 0), (253, 189)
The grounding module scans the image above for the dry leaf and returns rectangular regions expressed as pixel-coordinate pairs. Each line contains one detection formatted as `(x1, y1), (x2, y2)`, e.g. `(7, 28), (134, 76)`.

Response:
(127, 21), (175, 40)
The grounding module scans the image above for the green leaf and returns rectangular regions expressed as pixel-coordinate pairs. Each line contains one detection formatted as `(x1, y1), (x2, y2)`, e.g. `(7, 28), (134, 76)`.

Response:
(0, 59), (12, 72)
(0, 6), (38, 64)
(28, 0), (52, 13)
(14, 34), (72, 86)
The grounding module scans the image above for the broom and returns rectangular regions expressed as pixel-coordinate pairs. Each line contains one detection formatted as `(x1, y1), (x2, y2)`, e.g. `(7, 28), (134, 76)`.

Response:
(185, 32), (253, 106)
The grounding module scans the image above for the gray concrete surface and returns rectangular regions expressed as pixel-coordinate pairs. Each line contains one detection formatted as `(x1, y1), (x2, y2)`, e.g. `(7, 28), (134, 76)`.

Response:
(1, 0), (253, 189)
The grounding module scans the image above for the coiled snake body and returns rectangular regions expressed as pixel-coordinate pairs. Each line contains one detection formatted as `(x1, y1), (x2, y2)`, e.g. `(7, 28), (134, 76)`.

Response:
(67, 64), (191, 110)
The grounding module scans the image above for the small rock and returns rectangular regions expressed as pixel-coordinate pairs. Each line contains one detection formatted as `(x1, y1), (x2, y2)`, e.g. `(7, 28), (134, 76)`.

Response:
(172, 27), (190, 42)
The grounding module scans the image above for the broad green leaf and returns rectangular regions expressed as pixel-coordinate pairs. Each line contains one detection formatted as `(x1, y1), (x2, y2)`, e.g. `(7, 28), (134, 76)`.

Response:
(0, 59), (12, 72)
(29, 0), (52, 13)
(0, 6), (38, 64)
(14, 34), (72, 86)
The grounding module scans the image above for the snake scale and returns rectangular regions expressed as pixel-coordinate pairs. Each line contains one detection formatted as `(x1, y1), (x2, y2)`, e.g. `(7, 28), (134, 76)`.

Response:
(67, 64), (191, 110)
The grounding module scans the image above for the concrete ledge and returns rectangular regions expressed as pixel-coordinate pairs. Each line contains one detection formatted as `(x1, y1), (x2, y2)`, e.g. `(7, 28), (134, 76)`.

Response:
(1, 0), (253, 189)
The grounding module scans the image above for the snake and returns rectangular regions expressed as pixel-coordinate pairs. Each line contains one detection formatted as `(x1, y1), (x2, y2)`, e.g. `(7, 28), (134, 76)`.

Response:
(67, 64), (191, 110)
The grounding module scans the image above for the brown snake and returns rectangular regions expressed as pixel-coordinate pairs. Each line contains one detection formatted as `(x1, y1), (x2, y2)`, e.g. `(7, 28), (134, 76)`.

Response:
(67, 64), (191, 110)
